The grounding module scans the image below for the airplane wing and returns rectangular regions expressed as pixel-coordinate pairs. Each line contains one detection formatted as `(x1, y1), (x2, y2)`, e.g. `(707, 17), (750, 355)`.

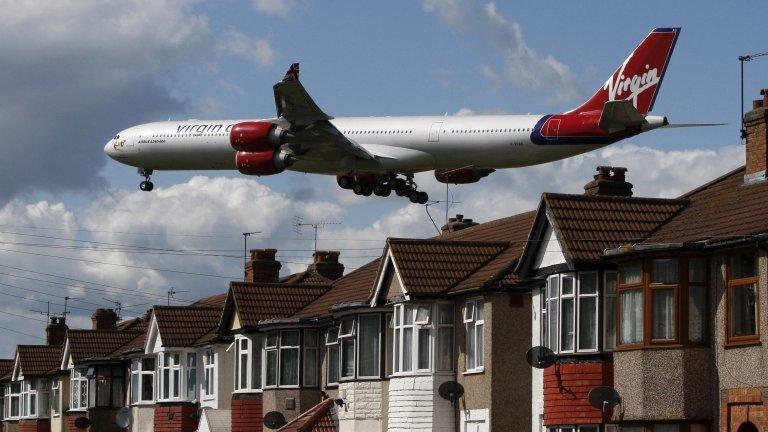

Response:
(273, 63), (375, 160)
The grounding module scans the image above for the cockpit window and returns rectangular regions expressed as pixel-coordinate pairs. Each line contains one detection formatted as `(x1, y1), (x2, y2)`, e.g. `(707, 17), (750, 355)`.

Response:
(113, 134), (120, 140)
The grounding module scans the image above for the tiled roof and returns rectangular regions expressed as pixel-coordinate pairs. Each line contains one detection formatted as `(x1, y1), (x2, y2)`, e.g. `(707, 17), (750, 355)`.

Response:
(293, 259), (381, 318)
(438, 211), (537, 243)
(543, 193), (687, 263)
(67, 330), (141, 364)
(230, 282), (330, 328)
(200, 408), (231, 432)
(153, 306), (222, 348)
(16, 345), (62, 377)
(0, 359), (14, 381)
(387, 239), (509, 295)
(112, 331), (147, 356)
(648, 167), (768, 243)
(278, 397), (337, 432)
(281, 269), (333, 285)
(191, 292), (228, 308)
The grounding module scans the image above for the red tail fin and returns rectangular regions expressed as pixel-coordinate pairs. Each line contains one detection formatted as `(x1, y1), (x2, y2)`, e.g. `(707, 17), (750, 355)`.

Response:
(570, 28), (680, 115)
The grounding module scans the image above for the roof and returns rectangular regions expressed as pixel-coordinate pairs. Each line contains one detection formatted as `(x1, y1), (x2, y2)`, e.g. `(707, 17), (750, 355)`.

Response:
(278, 397), (337, 432)
(385, 238), (509, 295)
(228, 282), (330, 328)
(191, 292), (228, 308)
(0, 359), (14, 381)
(542, 193), (687, 263)
(199, 408), (231, 432)
(438, 211), (536, 243)
(281, 269), (333, 285)
(648, 167), (768, 244)
(292, 259), (381, 318)
(66, 329), (141, 363)
(153, 306), (222, 347)
(16, 345), (62, 377)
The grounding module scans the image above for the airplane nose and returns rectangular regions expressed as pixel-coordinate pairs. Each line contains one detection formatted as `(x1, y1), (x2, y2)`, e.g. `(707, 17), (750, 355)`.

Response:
(104, 141), (118, 159)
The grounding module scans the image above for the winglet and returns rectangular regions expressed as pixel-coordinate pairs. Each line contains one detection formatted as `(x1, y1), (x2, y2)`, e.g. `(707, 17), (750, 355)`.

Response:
(283, 63), (300, 82)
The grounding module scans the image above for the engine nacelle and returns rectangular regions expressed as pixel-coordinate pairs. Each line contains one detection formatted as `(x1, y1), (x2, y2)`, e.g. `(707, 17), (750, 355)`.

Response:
(229, 121), (285, 152)
(434, 168), (495, 184)
(236, 150), (294, 176)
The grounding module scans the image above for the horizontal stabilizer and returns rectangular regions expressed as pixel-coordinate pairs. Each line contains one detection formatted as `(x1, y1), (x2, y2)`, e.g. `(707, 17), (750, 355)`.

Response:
(599, 100), (645, 131)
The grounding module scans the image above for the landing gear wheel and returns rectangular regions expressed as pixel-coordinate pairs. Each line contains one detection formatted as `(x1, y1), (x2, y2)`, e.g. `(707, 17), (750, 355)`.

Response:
(373, 184), (391, 197)
(353, 183), (365, 195)
(362, 185), (373, 196)
(140, 181), (154, 192)
(337, 175), (354, 189)
(138, 167), (154, 192)
(417, 191), (428, 204)
(395, 183), (410, 197)
(409, 190), (421, 204)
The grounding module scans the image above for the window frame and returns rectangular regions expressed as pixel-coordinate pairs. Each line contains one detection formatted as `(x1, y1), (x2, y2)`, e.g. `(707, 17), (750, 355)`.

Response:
(464, 298), (484, 373)
(542, 272), (602, 354)
(338, 318), (357, 381)
(325, 327), (340, 386)
(70, 368), (88, 411)
(357, 314), (382, 379)
(158, 352), (182, 402)
(50, 379), (60, 417)
(648, 258), (680, 344)
(393, 304), (433, 376)
(278, 330), (301, 388)
(202, 349), (216, 399)
(603, 271), (618, 351)
(302, 330), (319, 387)
(725, 250), (760, 346)
(130, 357), (155, 404)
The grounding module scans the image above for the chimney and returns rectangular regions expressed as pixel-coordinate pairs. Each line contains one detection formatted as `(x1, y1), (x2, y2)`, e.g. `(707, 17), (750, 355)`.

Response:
(45, 316), (68, 346)
(245, 248), (282, 283)
(91, 308), (118, 330)
(307, 251), (345, 281)
(743, 89), (768, 183)
(441, 214), (479, 233)
(583, 166), (633, 197)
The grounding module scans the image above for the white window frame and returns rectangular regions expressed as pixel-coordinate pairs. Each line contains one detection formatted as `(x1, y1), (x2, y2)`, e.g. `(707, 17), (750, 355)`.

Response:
(51, 379), (60, 417)
(235, 337), (250, 392)
(70, 368), (88, 411)
(185, 352), (197, 401)
(357, 314), (382, 379)
(158, 352), (181, 402)
(577, 271), (599, 352)
(202, 349), (216, 400)
(559, 274), (576, 353)
(544, 272), (603, 355)
(264, 333), (278, 388)
(130, 357), (155, 404)
(393, 304), (433, 375)
(325, 328), (339, 386)
(464, 298), (484, 373)
(303, 330), (319, 387)
(435, 303), (454, 373)
(603, 271), (618, 351)
(278, 330), (300, 388)
(20, 379), (38, 418)
(338, 318), (356, 381)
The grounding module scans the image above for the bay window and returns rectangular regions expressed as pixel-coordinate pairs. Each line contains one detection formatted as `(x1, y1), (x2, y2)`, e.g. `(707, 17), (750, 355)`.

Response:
(604, 271), (617, 350)
(4, 382), (21, 419)
(436, 304), (454, 372)
(70, 369), (87, 411)
(235, 338), (249, 390)
(358, 315), (380, 378)
(542, 273), (600, 353)
(279, 330), (300, 386)
(464, 299), (484, 372)
(303, 330), (319, 387)
(265, 333), (278, 387)
(617, 257), (709, 348)
(326, 327), (339, 385)
(202, 350), (216, 398)
(339, 318), (356, 379)
(130, 357), (155, 404)
(159, 353), (181, 400)
(393, 304), (432, 374)
(727, 251), (759, 344)
(185, 353), (197, 400)
(89, 365), (124, 408)
(234, 335), (262, 392)
(20, 380), (36, 418)
(51, 379), (60, 416)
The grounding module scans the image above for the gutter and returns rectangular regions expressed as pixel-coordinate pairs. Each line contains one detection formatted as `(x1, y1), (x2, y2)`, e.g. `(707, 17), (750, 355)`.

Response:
(604, 233), (768, 258)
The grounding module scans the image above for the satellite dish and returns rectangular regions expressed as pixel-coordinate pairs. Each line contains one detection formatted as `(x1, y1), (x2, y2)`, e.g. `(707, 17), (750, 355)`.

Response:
(438, 381), (465, 405)
(116, 407), (133, 428)
(588, 386), (622, 412)
(263, 411), (287, 429)
(525, 346), (556, 369)
(74, 417), (92, 428)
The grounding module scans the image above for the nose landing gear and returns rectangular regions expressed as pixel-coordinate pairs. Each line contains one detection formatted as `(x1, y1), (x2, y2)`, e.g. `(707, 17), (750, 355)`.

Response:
(138, 168), (154, 192)
(337, 173), (428, 204)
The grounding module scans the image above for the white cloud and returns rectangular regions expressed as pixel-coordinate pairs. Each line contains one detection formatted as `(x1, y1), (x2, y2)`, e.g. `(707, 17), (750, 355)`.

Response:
(221, 28), (276, 67)
(252, 0), (296, 16)
(422, 0), (584, 104)
(455, 107), (476, 116)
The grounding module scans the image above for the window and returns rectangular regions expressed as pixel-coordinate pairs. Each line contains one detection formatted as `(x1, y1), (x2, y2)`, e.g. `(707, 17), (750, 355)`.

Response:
(385, 313), (394, 377)
(560, 275), (576, 352)
(578, 272), (599, 351)
(203, 350), (216, 398)
(326, 327), (339, 385)
(464, 299), (484, 371)
(265, 333), (278, 387)
(727, 252), (759, 344)
(604, 271), (617, 350)
(51, 379), (60, 416)
(543, 273), (600, 353)
(650, 259), (678, 342)
(234, 335), (262, 392)
(688, 258), (707, 343)
(20, 380), (38, 418)
(89, 365), (124, 408)
(130, 357), (155, 404)
(279, 330), (300, 386)
(358, 315), (381, 378)
(393, 304), (432, 373)
(545, 275), (559, 350)
(186, 353), (197, 400)
(159, 352), (181, 400)
(619, 262), (644, 346)
(236, 338), (249, 390)
(339, 318), (356, 379)
(70, 369), (87, 410)
(436, 304), (454, 372)
(303, 330), (319, 387)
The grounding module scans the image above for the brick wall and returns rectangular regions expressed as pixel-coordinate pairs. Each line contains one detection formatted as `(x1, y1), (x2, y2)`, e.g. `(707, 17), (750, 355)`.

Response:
(720, 388), (768, 432)
(231, 393), (263, 432)
(745, 105), (768, 180)
(17, 419), (50, 432)
(543, 360), (613, 426)
(67, 413), (88, 431)
(154, 403), (199, 432)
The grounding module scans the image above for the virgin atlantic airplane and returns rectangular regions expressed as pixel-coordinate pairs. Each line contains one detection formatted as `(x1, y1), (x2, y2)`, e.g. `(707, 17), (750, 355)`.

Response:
(105, 27), (710, 204)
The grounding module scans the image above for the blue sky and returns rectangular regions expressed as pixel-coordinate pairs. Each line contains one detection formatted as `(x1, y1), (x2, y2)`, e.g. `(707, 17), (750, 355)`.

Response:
(0, 0), (766, 353)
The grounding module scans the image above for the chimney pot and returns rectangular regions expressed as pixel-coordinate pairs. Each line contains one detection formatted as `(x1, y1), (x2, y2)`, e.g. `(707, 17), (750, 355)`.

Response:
(584, 166), (633, 197)
(45, 316), (68, 346)
(92, 308), (118, 330)
(440, 214), (479, 233)
(308, 250), (344, 280)
(245, 248), (282, 283)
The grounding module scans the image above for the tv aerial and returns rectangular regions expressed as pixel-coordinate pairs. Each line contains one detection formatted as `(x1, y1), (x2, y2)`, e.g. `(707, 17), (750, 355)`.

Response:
(115, 407), (133, 429)
(588, 386), (622, 413)
(263, 411), (287, 429)
(293, 216), (340, 252)
(525, 346), (556, 369)
(437, 381), (465, 406)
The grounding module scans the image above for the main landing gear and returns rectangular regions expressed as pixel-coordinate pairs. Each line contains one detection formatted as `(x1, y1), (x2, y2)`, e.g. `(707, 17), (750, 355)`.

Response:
(337, 173), (428, 204)
(138, 167), (154, 192)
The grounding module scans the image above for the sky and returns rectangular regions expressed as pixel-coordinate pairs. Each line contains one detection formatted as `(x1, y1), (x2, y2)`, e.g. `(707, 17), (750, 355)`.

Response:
(0, 0), (766, 356)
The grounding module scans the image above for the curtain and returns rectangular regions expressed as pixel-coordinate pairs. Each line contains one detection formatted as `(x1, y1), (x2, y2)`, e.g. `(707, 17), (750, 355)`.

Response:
(578, 297), (597, 350)
(620, 289), (643, 344)
(652, 289), (675, 340)
(280, 348), (299, 386)
(359, 316), (380, 376)
(561, 298), (574, 351)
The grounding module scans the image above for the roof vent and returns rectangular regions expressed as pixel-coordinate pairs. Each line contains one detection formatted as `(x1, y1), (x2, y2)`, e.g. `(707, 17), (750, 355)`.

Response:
(441, 214), (478, 233)
(583, 166), (633, 197)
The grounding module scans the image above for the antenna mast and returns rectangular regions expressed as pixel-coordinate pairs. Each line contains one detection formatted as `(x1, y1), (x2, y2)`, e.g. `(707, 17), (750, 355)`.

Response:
(294, 217), (340, 252)
(242, 231), (261, 281)
(739, 51), (768, 139)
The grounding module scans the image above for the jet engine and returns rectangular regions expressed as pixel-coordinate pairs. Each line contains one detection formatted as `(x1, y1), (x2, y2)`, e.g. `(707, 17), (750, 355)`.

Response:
(434, 168), (495, 184)
(236, 150), (294, 176)
(230, 121), (287, 152)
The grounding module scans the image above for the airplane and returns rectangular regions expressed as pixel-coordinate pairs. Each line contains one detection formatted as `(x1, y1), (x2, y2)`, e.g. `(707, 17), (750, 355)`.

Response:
(105, 27), (710, 204)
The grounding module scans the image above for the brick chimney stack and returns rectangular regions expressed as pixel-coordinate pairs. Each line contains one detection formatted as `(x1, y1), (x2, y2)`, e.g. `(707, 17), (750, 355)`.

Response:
(92, 308), (118, 330)
(245, 248), (282, 283)
(583, 166), (633, 197)
(441, 214), (479, 233)
(743, 89), (768, 183)
(46, 316), (68, 346)
(308, 251), (345, 281)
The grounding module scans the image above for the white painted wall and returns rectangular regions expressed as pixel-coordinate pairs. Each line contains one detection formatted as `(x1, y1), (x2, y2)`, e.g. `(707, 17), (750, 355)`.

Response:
(460, 408), (489, 432)
(533, 223), (567, 269)
(130, 405), (155, 432)
(531, 289), (544, 432)
(388, 375), (454, 432)
(337, 380), (382, 432)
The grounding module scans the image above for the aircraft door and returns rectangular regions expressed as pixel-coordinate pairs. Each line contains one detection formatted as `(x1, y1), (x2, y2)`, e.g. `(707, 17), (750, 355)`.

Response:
(544, 118), (561, 140)
(429, 122), (443, 142)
